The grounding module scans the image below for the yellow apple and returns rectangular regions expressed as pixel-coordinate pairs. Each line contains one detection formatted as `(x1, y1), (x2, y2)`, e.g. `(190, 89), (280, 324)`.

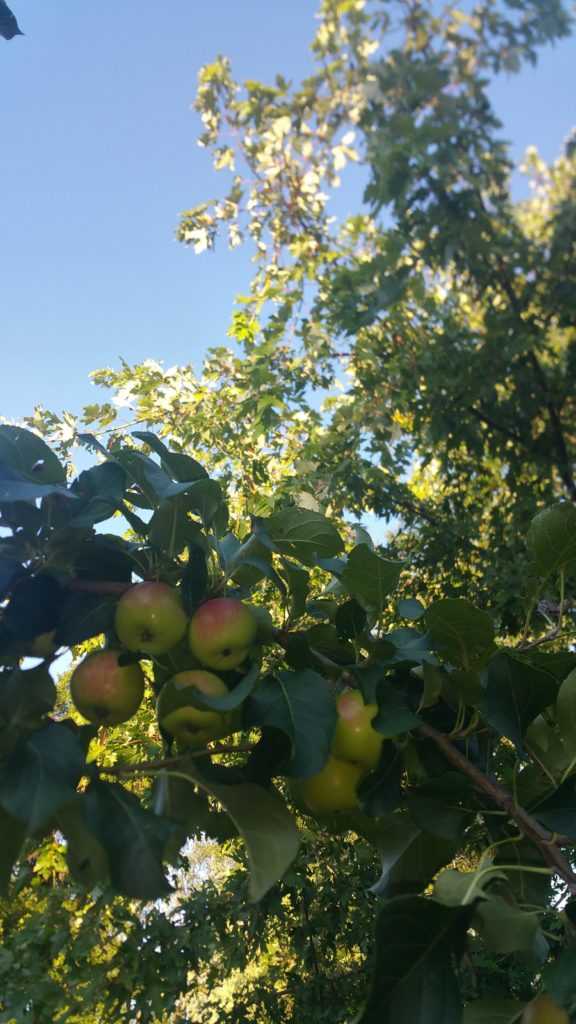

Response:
(522, 994), (569, 1023)
(332, 688), (383, 769)
(157, 669), (235, 748)
(115, 582), (188, 656)
(293, 756), (365, 816)
(188, 598), (257, 671)
(70, 650), (145, 725)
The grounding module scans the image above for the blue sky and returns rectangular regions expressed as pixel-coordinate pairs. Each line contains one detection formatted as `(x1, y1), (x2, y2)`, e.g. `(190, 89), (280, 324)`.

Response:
(1, 1), (574, 424)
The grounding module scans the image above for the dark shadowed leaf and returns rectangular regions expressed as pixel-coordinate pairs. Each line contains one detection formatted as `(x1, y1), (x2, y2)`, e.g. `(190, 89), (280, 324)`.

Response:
(0, 1), (23, 39)
(426, 599), (495, 669)
(0, 807), (26, 895)
(180, 544), (209, 615)
(397, 599), (426, 621)
(132, 432), (208, 481)
(0, 721), (85, 833)
(373, 684), (420, 739)
(279, 559), (310, 620)
(355, 896), (468, 1023)
(245, 670), (337, 778)
(83, 781), (180, 900)
(55, 592), (116, 646)
(0, 663), (56, 755)
(0, 426), (65, 484)
(463, 1000), (524, 1023)
(69, 462), (127, 527)
(481, 653), (557, 753)
(57, 799), (110, 888)
(2, 574), (64, 643)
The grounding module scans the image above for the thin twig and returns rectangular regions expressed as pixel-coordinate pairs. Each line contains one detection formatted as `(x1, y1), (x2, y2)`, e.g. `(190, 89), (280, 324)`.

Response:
(419, 722), (576, 894)
(96, 743), (256, 776)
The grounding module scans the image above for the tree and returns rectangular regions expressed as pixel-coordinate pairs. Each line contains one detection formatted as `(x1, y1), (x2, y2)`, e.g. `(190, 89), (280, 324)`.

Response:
(3, 1), (576, 1021)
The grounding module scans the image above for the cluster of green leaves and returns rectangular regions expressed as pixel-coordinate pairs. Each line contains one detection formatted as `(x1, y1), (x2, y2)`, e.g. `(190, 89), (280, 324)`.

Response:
(2, 420), (576, 1021)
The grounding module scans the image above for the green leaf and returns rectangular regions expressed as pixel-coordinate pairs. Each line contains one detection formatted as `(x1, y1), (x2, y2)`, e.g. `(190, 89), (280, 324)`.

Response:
(132, 432), (208, 482)
(57, 799), (110, 888)
(373, 684), (421, 738)
(83, 781), (180, 899)
(408, 774), (472, 841)
(463, 1000), (524, 1023)
(365, 815), (421, 896)
(0, 425), (66, 485)
(54, 593), (116, 647)
(556, 667), (576, 750)
(180, 661), (261, 713)
(148, 496), (205, 556)
(0, 721), (85, 833)
(527, 502), (576, 576)
(180, 544), (209, 616)
(434, 865), (507, 906)
(170, 763), (300, 901)
(69, 462), (127, 527)
(0, 463), (73, 503)
(279, 559), (310, 620)
(481, 653), (557, 754)
(397, 599), (426, 621)
(355, 896), (468, 1023)
(265, 507), (344, 567)
(532, 778), (576, 838)
(0, 807), (26, 896)
(341, 544), (402, 612)
(474, 896), (541, 955)
(335, 599), (367, 639)
(0, 663), (56, 755)
(425, 599), (495, 670)
(245, 670), (337, 778)
(542, 946), (576, 1008)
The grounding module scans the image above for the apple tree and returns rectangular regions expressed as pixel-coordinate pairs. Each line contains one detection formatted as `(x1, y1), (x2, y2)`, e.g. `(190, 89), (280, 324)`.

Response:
(1, 419), (576, 1022)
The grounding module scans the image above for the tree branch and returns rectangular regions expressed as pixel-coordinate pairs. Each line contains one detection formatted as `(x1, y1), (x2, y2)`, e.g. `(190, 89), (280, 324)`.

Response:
(96, 743), (256, 776)
(418, 722), (576, 894)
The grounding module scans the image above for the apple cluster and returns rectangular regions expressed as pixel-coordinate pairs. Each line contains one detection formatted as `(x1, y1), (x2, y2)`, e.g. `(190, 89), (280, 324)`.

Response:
(293, 689), (384, 816)
(69, 582), (257, 748)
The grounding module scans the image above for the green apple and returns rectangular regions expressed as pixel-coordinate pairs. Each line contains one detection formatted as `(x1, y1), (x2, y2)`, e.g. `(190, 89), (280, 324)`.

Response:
(115, 582), (188, 656)
(332, 688), (384, 770)
(70, 650), (145, 725)
(157, 669), (235, 748)
(522, 994), (569, 1024)
(293, 756), (365, 816)
(188, 598), (257, 671)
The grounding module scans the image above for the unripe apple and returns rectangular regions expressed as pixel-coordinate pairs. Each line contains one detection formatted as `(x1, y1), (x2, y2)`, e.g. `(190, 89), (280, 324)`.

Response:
(157, 670), (235, 748)
(293, 756), (365, 816)
(522, 993), (569, 1023)
(332, 688), (384, 769)
(188, 598), (257, 672)
(70, 650), (145, 725)
(115, 582), (188, 656)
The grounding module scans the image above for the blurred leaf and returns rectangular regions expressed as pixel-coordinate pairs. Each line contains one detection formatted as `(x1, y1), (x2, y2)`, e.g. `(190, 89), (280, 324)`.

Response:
(0, 807), (25, 895)
(365, 815), (421, 895)
(335, 599), (367, 639)
(474, 896), (541, 955)
(373, 684), (420, 739)
(69, 462), (127, 527)
(556, 667), (576, 750)
(542, 946), (576, 1008)
(57, 799), (110, 888)
(279, 559), (310, 620)
(463, 1000), (524, 1023)
(132, 432), (208, 481)
(0, 663), (56, 755)
(425, 599), (495, 670)
(527, 502), (576, 576)
(533, 778), (576, 838)
(0, 2), (23, 39)
(2, 574), (64, 643)
(397, 599), (426, 621)
(341, 544), (402, 612)
(55, 593), (116, 646)
(0, 721), (85, 833)
(180, 544), (209, 615)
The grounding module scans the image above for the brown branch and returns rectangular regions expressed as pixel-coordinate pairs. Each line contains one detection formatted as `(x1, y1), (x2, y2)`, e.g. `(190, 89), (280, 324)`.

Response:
(418, 721), (576, 894)
(96, 743), (256, 776)
(67, 579), (132, 596)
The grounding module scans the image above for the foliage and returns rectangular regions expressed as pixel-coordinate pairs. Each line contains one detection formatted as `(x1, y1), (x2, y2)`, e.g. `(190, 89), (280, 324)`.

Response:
(3, 0), (576, 1020)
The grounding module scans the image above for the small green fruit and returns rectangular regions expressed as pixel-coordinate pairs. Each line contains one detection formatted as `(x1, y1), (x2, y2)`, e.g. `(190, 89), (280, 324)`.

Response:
(115, 582), (188, 656)
(70, 650), (145, 725)
(188, 598), (257, 671)
(332, 688), (383, 769)
(293, 756), (365, 816)
(157, 670), (235, 748)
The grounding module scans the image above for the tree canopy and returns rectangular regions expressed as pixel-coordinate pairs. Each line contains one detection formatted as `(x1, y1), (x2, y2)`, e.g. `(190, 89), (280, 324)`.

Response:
(3, 2), (576, 1022)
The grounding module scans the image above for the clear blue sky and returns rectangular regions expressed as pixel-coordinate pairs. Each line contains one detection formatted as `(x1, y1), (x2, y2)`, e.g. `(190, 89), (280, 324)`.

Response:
(1, 1), (574, 424)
